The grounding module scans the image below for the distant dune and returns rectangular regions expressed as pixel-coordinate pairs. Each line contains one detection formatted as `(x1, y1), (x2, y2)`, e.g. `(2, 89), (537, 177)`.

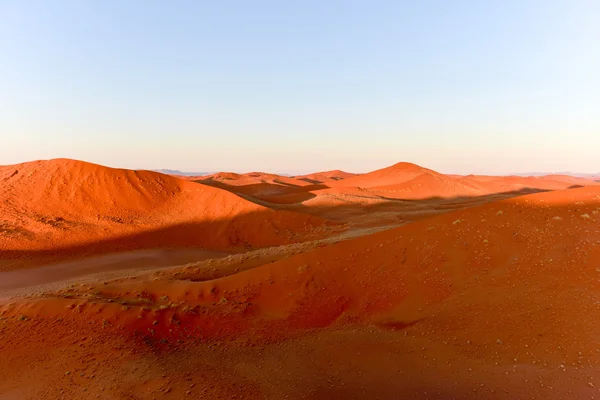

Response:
(294, 169), (358, 184)
(332, 162), (438, 188)
(324, 162), (600, 201)
(151, 169), (214, 176)
(182, 162), (600, 213)
(197, 170), (325, 202)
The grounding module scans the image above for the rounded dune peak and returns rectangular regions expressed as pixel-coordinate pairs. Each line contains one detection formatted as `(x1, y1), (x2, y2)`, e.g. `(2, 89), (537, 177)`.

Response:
(332, 161), (441, 189)
(387, 161), (429, 170)
(0, 158), (191, 218)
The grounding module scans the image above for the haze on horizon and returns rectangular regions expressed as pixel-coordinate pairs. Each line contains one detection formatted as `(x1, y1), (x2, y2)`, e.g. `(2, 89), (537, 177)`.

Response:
(1, 1), (598, 175)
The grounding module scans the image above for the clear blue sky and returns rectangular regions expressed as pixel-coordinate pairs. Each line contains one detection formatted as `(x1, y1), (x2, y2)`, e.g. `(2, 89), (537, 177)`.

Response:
(1, 1), (598, 174)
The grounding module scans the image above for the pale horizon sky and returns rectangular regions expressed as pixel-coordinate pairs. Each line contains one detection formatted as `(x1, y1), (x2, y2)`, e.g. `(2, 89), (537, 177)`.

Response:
(1, 1), (599, 175)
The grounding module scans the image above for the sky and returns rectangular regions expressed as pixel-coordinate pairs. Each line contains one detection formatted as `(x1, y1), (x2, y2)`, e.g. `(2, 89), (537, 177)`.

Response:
(1, 1), (599, 175)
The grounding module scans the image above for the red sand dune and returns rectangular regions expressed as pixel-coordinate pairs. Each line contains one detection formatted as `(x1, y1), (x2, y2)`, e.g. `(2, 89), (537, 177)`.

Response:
(332, 162), (437, 188)
(322, 163), (600, 202)
(294, 169), (358, 184)
(538, 174), (600, 186)
(2, 185), (600, 398)
(47, 184), (600, 335)
(191, 171), (242, 181)
(3, 160), (600, 399)
(201, 171), (312, 187)
(369, 171), (484, 199)
(0, 159), (332, 269)
(179, 163), (600, 209)
(198, 170), (326, 202)
(322, 162), (490, 200)
(460, 174), (599, 192)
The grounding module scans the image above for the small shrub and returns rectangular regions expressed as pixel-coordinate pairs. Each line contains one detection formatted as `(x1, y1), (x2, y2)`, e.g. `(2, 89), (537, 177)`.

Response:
(297, 264), (309, 273)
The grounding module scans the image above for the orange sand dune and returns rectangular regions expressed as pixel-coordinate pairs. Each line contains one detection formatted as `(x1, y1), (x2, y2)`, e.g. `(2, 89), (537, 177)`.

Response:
(463, 174), (598, 193)
(190, 171), (242, 181)
(4, 160), (600, 399)
(56, 184), (600, 334)
(294, 169), (358, 184)
(320, 162), (491, 200)
(175, 163), (600, 208)
(185, 164), (600, 232)
(314, 163), (600, 203)
(369, 170), (484, 199)
(2, 185), (600, 398)
(221, 163), (483, 205)
(538, 174), (600, 186)
(0, 159), (332, 269)
(201, 171), (311, 187)
(332, 162), (437, 188)
(198, 170), (326, 202)
(178, 165), (600, 207)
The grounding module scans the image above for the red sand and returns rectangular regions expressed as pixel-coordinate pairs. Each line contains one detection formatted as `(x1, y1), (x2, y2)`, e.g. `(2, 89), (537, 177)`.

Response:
(2, 159), (600, 399)
(178, 163), (600, 211)
(294, 169), (358, 184)
(332, 162), (438, 188)
(0, 159), (333, 270)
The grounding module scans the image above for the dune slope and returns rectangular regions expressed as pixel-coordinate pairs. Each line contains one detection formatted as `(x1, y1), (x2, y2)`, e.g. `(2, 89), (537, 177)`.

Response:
(0, 159), (332, 269)
(2, 185), (600, 398)
(333, 162), (439, 188)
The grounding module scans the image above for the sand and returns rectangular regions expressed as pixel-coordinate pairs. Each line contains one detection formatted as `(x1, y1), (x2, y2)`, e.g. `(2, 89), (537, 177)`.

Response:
(1, 159), (600, 399)
(0, 159), (333, 270)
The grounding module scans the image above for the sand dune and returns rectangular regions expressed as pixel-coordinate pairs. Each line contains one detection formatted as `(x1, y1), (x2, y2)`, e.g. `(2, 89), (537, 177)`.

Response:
(0, 159), (332, 270)
(198, 170), (325, 202)
(2, 159), (600, 399)
(368, 170), (484, 199)
(183, 162), (600, 208)
(303, 164), (600, 206)
(294, 169), (358, 184)
(332, 162), (438, 188)
(2, 184), (600, 398)
(51, 184), (600, 331)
